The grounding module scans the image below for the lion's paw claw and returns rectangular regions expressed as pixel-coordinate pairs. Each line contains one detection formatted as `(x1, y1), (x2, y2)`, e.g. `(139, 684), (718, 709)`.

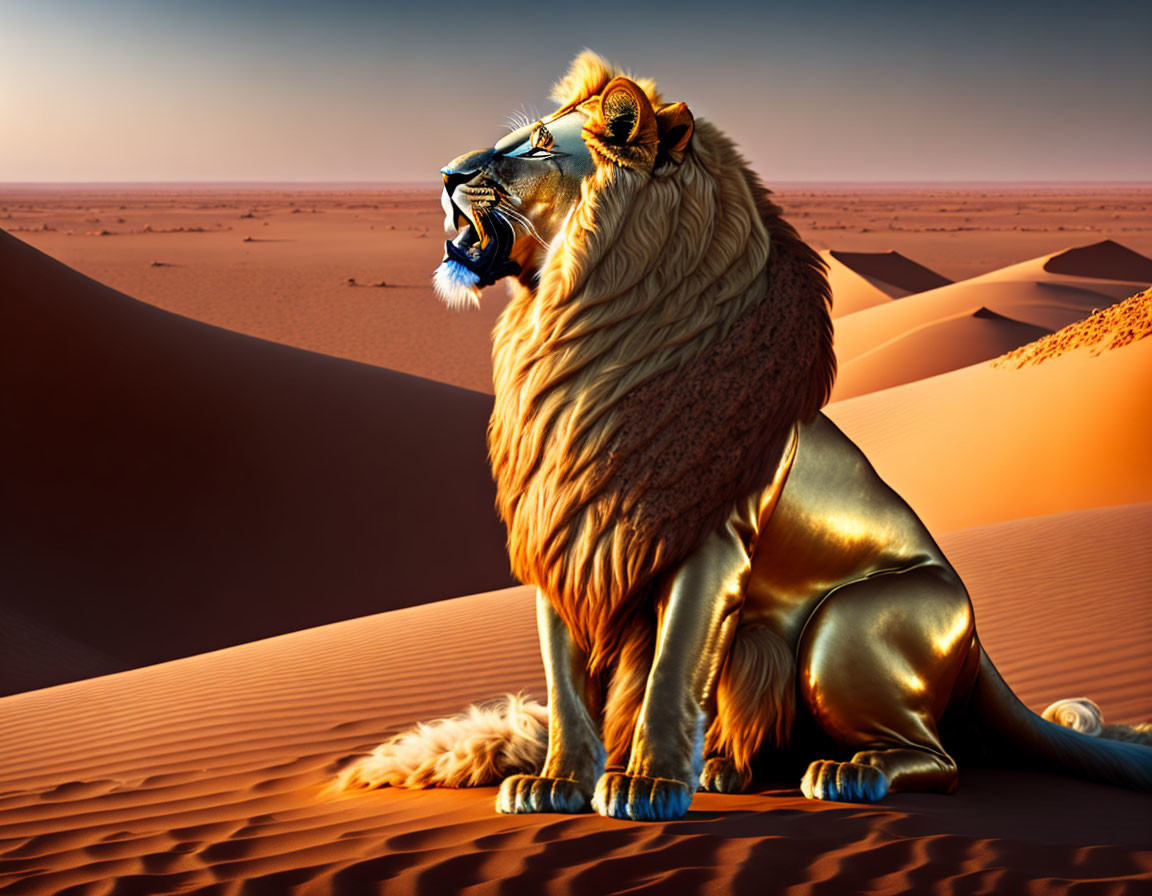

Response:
(591, 771), (692, 821)
(699, 757), (751, 794)
(800, 759), (889, 803)
(496, 775), (592, 814)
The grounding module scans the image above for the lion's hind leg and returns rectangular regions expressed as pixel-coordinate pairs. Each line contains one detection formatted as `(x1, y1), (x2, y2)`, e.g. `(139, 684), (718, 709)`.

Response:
(700, 624), (795, 794)
(797, 565), (976, 802)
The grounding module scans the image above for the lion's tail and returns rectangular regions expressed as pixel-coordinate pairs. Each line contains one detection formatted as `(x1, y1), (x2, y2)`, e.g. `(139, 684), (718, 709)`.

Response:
(972, 648), (1152, 791)
(335, 694), (547, 792)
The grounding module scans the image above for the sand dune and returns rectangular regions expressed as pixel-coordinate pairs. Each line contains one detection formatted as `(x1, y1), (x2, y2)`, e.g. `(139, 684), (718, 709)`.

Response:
(2, 231), (1147, 692)
(997, 285), (1151, 368)
(1, 503), (1148, 894)
(809, 249), (949, 319)
(831, 306), (1051, 401)
(830, 249), (951, 297)
(938, 503), (1152, 723)
(3, 187), (507, 393)
(0, 229), (512, 695)
(827, 326), (1152, 534)
(1042, 239), (1152, 282)
(821, 250), (894, 317)
(833, 241), (1152, 364)
(10, 186), (1151, 394)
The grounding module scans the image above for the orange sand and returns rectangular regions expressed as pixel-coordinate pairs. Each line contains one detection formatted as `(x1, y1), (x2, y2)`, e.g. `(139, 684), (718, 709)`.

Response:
(1, 184), (1150, 893)
(831, 306), (1052, 401)
(5, 184), (1151, 392)
(0, 229), (512, 695)
(996, 286), (1152, 368)
(827, 332), (1152, 533)
(1, 502), (1148, 893)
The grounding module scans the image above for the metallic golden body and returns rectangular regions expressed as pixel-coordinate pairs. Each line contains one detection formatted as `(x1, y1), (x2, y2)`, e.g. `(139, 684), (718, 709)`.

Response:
(502, 413), (978, 818)
(748, 414), (977, 799)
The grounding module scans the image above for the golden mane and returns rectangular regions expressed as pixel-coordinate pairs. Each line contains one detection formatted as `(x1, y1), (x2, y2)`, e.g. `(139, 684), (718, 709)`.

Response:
(549, 49), (662, 109)
(490, 58), (835, 670)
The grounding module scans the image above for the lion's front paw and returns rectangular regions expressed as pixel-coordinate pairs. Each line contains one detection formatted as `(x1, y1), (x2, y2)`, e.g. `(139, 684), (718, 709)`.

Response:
(800, 759), (889, 803)
(591, 771), (693, 821)
(699, 756), (751, 794)
(496, 774), (592, 814)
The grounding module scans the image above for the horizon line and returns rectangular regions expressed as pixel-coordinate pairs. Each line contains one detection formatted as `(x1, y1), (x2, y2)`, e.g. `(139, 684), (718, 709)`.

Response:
(2, 179), (1150, 190)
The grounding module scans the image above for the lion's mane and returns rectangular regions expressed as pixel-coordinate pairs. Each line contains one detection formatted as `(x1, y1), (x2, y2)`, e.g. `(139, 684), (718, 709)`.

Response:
(489, 53), (835, 672)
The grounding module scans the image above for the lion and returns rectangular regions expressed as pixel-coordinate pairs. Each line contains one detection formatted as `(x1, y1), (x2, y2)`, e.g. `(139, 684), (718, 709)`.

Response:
(340, 52), (1152, 821)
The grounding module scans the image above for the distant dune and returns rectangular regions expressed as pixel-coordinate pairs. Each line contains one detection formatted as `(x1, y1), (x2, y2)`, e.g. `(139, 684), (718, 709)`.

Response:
(821, 249), (894, 317)
(1042, 239), (1152, 282)
(0, 230), (512, 694)
(820, 248), (951, 319)
(829, 249), (951, 297)
(831, 306), (1052, 400)
(833, 241), (1152, 364)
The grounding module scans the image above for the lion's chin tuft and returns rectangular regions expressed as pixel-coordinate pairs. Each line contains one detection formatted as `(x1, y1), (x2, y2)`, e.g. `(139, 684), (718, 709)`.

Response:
(433, 258), (483, 310)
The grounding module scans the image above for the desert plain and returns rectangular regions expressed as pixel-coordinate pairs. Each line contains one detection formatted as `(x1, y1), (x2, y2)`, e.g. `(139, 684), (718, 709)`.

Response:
(1, 183), (1150, 894)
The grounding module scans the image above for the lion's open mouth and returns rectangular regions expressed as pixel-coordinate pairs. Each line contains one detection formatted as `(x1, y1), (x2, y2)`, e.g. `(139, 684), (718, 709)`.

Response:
(442, 212), (522, 289)
(435, 177), (524, 305)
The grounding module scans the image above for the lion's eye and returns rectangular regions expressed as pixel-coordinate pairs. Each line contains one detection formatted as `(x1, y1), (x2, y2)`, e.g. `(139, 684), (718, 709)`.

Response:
(511, 123), (556, 158)
(530, 124), (553, 152)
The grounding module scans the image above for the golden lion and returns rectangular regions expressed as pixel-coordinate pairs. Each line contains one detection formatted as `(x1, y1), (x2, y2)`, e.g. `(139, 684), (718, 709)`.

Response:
(341, 52), (1152, 820)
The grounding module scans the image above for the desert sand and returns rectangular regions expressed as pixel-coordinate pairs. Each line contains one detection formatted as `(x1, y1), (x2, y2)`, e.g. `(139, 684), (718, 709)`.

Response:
(0, 229), (512, 696)
(822, 248), (952, 319)
(4, 183), (1150, 392)
(1, 500), (1149, 893)
(831, 241), (1152, 385)
(1, 184), (1150, 893)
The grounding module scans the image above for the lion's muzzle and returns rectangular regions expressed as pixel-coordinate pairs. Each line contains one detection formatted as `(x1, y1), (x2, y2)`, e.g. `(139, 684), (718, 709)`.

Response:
(435, 150), (522, 306)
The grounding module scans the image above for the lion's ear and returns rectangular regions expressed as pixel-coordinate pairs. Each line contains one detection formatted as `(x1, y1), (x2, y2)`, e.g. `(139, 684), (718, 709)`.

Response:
(581, 77), (662, 170)
(596, 77), (658, 146)
(656, 102), (694, 154)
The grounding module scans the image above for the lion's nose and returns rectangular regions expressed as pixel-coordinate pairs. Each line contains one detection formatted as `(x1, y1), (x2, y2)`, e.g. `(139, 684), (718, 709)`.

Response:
(441, 148), (495, 197)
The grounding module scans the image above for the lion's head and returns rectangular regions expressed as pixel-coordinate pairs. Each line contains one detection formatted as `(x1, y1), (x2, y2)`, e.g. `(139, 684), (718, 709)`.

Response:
(433, 53), (692, 309)
(437, 52), (835, 668)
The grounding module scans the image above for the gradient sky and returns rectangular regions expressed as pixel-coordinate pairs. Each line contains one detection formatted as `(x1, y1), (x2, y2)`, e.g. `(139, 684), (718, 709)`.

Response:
(2, 0), (1150, 183)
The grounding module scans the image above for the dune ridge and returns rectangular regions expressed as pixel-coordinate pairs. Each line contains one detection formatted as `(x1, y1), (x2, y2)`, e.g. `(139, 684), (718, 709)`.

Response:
(831, 305), (1051, 400)
(821, 249), (893, 317)
(1042, 239), (1152, 282)
(829, 249), (952, 296)
(995, 286), (1152, 368)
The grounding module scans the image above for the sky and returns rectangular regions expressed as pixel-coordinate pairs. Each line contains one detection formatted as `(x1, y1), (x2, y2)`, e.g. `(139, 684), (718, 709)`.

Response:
(1, 0), (1150, 183)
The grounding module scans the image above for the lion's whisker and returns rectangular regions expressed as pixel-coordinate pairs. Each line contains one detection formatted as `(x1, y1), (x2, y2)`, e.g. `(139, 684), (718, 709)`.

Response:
(505, 108), (534, 133)
(498, 201), (550, 249)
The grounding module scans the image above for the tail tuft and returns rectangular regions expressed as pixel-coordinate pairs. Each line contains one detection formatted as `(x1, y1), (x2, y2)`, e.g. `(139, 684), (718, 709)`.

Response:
(1044, 697), (1152, 748)
(335, 694), (548, 791)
